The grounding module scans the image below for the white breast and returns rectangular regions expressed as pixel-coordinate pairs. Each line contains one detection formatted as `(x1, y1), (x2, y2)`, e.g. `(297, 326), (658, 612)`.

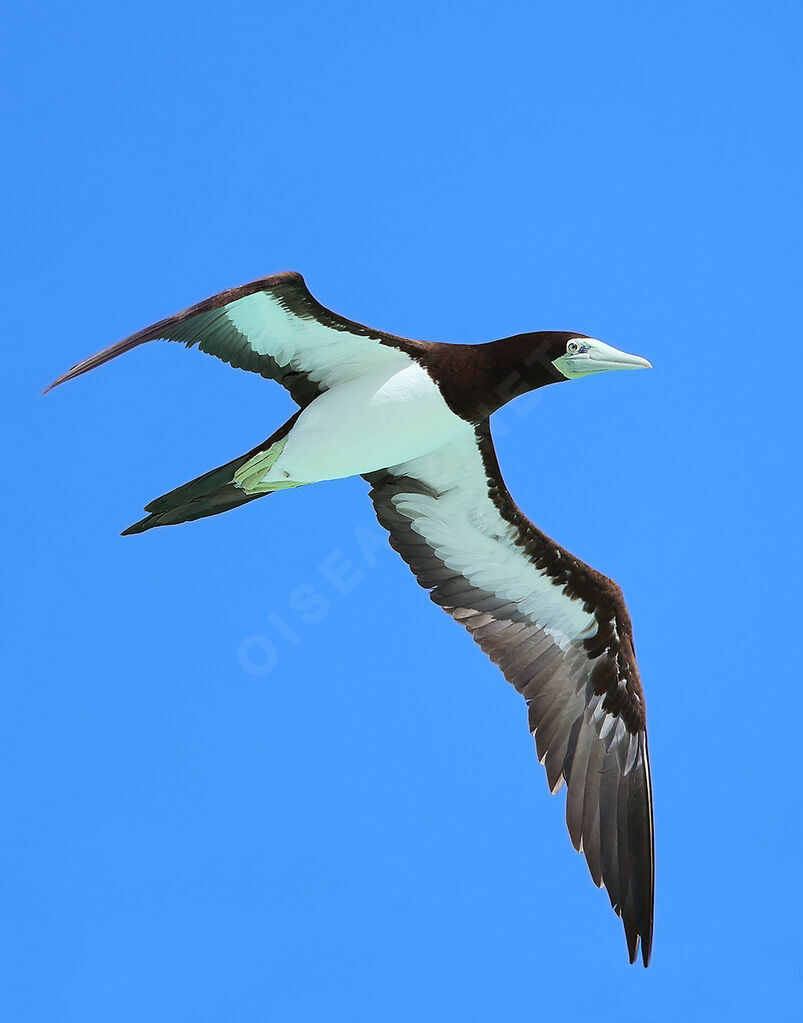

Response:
(265, 362), (472, 484)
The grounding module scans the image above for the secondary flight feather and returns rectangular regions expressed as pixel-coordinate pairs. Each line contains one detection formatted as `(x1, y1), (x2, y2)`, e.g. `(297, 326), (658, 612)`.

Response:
(47, 271), (655, 964)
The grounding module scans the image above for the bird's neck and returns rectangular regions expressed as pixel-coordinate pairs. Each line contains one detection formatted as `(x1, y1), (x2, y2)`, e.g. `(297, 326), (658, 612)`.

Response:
(420, 334), (565, 422)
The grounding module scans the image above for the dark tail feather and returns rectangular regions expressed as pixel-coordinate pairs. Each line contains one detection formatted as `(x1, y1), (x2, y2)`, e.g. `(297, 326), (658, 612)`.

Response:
(122, 412), (301, 535)
(121, 488), (264, 534)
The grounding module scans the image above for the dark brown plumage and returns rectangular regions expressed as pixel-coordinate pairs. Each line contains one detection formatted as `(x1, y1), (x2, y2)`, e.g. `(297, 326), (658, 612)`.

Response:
(47, 271), (655, 964)
(364, 421), (653, 963)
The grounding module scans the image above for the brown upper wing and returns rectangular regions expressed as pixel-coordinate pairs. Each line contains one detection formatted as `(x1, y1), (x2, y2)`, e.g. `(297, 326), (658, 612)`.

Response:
(46, 271), (423, 406)
(364, 421), (654, 965)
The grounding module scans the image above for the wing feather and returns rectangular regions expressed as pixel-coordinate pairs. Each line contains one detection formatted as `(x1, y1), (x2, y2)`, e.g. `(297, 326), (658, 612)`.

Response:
(46, 271), (423, 406)
(365, 422), (654, 964)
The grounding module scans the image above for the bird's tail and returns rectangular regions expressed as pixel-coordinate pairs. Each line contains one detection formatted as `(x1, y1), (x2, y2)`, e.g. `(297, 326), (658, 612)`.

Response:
(122, 412), (303, 535)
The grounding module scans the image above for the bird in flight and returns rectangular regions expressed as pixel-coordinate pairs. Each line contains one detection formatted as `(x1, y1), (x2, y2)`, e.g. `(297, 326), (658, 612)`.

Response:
(47, 271), (655, 965)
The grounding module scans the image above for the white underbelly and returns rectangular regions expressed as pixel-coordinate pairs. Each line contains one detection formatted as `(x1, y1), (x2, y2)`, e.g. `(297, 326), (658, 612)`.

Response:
(265, 362), (471, 484)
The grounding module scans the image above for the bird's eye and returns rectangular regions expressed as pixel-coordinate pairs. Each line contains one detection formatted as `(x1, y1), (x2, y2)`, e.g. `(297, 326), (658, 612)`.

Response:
(567, 340), (580, 353)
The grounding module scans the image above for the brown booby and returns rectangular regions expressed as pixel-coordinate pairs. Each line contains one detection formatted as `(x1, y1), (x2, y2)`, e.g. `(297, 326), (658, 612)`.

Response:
(47, 272), (655, 965)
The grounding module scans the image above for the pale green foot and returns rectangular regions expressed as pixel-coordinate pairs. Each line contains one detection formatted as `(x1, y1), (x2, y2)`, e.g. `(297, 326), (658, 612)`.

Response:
(233, 438), (306, 494)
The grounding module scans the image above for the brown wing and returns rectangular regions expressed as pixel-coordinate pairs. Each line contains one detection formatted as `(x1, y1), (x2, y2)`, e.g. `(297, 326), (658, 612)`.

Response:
(364, 421), (654, 965)
(46, 271), (424, 407)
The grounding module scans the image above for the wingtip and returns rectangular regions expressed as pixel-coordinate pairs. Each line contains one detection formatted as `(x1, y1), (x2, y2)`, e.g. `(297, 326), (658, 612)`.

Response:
(43, 369), (77, 394)
(621, 932), (650, 967)
(627, 929), (652, 967)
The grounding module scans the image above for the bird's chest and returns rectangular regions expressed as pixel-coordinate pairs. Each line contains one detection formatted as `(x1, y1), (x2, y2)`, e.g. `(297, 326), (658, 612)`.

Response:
(267, 362), (472, 483)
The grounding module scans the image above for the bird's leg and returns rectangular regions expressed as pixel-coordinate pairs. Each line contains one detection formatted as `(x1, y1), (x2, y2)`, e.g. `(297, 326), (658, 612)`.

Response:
(233, 437), (306, 494)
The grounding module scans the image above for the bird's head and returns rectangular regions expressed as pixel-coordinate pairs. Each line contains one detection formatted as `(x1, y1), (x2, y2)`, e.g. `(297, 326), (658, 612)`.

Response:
(548, 333), (652, 380)
(430, 331), (652, 420)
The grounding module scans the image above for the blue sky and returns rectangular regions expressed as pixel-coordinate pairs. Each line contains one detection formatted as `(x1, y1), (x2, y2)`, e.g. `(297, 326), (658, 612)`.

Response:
(4, 1), (802, 1018)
